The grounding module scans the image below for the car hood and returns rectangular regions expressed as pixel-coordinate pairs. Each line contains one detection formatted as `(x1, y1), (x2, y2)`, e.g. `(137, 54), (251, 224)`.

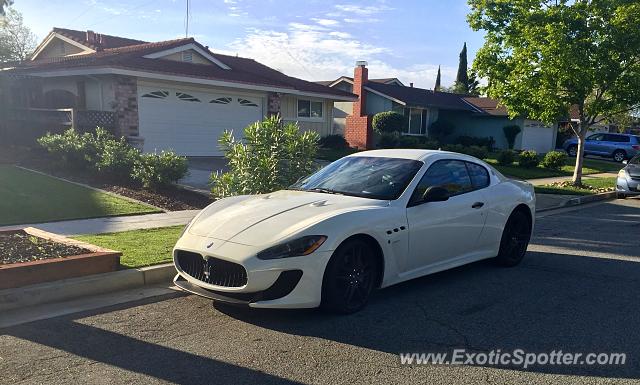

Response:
(188, 190), (386, 246)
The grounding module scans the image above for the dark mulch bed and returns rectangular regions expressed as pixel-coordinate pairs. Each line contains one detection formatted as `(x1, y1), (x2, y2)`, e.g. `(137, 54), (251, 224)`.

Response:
(9, 147), (213, 211)
(0, 232), (89, 264)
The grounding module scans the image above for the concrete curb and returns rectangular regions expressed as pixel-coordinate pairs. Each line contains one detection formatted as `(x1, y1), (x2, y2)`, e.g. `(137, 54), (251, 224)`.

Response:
(0, 263), (176, 312)
(14, 165), (167, 213)
(535, 191), (617, 213)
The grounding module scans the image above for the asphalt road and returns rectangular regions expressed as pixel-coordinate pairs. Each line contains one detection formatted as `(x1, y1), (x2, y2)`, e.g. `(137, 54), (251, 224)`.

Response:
(2, 199), (640, 385)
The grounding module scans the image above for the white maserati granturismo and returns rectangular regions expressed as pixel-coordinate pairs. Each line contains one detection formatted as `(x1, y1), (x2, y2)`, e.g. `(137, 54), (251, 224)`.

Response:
(173, 149), (535, 313)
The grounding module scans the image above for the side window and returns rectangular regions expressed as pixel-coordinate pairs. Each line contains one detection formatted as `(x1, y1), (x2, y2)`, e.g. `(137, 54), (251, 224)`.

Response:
(587, 134), (603, 141)
(466, 162), (490, 189)
(411, 160), (473, 203)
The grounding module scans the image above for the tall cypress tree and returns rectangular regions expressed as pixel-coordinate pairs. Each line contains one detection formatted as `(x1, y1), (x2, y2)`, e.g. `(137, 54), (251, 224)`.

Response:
(434, 65), (441, 91)
(456, 42), (469, 90)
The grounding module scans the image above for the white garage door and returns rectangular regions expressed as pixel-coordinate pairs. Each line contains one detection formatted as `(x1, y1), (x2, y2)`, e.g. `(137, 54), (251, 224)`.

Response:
(520, 120), (556, 153)
(138, 86), (263, 156)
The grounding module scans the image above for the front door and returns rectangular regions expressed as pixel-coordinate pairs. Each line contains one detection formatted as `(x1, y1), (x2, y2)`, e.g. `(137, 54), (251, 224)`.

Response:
(405, 160), (487, 272)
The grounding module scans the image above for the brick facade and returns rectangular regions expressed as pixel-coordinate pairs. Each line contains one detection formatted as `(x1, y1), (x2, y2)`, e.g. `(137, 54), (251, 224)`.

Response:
(113, 75), (139, 139)
(344, 63), (373, 149)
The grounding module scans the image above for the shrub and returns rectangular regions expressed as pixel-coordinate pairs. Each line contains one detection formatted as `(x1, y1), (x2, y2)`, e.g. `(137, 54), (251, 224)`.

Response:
(503, 125), (521, 149)
(518, 150), (539, 168)
(210, 115), (319, 198)
(318, 134), (349, 149)
(372, 111), (406, 133)
(37, 128), (98, 169)
(540, 150), (568, 170)
(429, 119), (455, 141)
(442, 144), (488, 159)
(376, 131), (400, 148)
(454, 135), (495, 150)
(496, 149), (516, 165)
(95, 136), (140, 179)
(133, 151), (188, 189)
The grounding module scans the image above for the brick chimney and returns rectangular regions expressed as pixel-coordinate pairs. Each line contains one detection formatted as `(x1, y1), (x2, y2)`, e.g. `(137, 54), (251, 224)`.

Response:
(344, 61), (373, 149)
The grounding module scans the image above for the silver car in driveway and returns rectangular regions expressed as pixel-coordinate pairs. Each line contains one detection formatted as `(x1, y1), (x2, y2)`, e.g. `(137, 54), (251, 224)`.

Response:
(617, 155), (640, 198)
(563, 133), (640, 163)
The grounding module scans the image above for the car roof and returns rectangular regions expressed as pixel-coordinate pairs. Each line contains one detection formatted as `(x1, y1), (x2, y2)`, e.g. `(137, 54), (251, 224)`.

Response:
(346, 149), (478, 162)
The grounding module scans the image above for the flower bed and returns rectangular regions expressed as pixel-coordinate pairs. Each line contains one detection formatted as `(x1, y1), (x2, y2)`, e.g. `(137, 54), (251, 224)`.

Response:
(0, 227), (121, 289)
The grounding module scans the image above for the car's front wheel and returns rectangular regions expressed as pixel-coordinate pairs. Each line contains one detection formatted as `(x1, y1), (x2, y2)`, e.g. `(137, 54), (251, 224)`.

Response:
(321, 239), (378, 314)
(495, 210), (531, 267)
(567, 145), (578, 157)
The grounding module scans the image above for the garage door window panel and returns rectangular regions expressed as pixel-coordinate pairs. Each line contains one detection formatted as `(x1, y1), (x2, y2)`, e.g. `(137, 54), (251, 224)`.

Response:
(210, 97), (232, 104)
(141, 91), (169, 99)
(238, 98), (259, 107)
(176, 92), (201, 102)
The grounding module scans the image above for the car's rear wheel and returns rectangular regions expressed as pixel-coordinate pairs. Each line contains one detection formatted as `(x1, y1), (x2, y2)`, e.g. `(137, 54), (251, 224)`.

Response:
(495, 210), (531, 267)
(567, 145), (578, 157)
(613, 150), (626, 163)
(617, 192), (627, 199)
(321, 239), (378, 314)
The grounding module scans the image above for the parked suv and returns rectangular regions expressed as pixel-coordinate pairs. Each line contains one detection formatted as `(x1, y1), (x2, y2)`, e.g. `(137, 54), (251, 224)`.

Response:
(563, 133), (640, 162)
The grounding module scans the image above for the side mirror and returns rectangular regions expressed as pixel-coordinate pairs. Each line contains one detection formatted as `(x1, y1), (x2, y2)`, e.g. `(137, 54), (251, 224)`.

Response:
(622, 160), (628, 165)
(422, 186), (450, 203)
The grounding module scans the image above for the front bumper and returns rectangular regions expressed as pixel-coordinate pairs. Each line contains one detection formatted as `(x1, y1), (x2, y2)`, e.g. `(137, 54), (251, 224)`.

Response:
(616, 176), (640, 195)
(172, 233), (333, 308)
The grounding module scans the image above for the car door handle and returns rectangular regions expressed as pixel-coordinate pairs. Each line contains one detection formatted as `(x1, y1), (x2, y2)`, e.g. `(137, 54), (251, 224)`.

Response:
(472, 202), (484, 209)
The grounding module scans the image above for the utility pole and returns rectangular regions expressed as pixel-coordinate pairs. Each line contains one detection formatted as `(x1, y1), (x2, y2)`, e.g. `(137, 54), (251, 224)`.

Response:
(185, 0), (190, 37)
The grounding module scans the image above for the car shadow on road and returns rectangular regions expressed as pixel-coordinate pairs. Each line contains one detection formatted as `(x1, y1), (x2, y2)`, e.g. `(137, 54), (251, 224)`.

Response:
(2, 293), (303, 385)
(216, 250), (640, 379)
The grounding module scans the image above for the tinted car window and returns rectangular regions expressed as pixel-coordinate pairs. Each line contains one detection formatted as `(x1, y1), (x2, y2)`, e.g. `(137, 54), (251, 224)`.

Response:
(587, 134), (604, 141)
(606, 134), (630, 143)
(411, 160), (473, 202)
(466, 162), (490, 189)
(290, 156), (423, 200)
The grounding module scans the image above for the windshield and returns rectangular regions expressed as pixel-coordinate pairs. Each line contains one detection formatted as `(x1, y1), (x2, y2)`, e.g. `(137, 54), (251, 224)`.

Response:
(290, 156), (423, 200)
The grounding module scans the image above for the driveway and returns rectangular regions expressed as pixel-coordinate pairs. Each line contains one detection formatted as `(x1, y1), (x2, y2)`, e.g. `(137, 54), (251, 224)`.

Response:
(179, 157), (228, 191)
(2, 199), (640, 384)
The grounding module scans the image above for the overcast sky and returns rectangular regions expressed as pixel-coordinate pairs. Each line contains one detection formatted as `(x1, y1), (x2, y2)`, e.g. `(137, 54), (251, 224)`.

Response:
(14, 0), (485, 89)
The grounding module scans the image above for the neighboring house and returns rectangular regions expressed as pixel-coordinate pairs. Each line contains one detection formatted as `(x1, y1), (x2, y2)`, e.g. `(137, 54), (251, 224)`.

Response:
(0, 28), (355, 156)
(319, 62), (558, 153)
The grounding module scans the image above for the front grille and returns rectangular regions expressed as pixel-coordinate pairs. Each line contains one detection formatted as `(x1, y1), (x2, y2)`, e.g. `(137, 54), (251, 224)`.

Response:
(175, 250), (248, 287)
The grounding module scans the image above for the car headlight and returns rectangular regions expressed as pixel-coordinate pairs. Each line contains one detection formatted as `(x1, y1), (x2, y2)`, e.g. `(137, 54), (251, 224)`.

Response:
(618, 169), (629, 179)
(257, 236), (327, 260)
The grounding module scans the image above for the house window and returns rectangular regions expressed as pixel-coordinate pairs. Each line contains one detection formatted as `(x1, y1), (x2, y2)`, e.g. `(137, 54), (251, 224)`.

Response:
(297, 99), (323, 119)
(141, 91), (169, 99)
(210, 97), (232, 104)
(238, 98), (258, 107)
(404, 108), (427, 135)
(182, 51), (193, 62)
(176, 92), (200, 102)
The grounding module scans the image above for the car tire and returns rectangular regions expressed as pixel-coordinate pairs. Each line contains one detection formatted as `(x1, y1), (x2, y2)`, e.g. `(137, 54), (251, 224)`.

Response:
(321, 239), (379, 314)
(613, 150), (626, 163)
(567, 145), (578, 157)
(494, 210), (531, 267)
(617, 192), (627, 199)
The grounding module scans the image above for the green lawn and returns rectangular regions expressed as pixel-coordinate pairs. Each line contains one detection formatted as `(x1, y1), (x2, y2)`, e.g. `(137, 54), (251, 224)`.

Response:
(0, 165), (160, 226)
(534, 177), (617, 195)
(486, 156), (621, 180)
(75, 225), (183, 268)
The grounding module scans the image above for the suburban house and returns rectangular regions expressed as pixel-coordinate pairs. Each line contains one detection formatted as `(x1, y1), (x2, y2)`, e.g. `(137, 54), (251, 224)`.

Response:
(320, 62), (558, 153)
(0, 28), (356, 156)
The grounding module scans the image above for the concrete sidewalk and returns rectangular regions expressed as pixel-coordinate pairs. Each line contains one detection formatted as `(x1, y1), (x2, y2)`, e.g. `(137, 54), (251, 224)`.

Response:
(526, 172), (618, 186)
(0, 210), (199, 236)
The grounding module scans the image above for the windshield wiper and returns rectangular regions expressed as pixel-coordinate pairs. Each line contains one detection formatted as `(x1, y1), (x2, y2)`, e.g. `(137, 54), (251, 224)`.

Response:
(306, 188), (344, 195)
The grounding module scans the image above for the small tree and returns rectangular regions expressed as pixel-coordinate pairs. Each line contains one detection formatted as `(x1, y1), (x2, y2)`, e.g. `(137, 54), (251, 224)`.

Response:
(434, 65), (442, 91)
(502, 125), (521, 149)
(210, 115), (319, 198)
(469, 0), (640, 185)
(0, 8), (37, 62)
(372, 111), (406, 133)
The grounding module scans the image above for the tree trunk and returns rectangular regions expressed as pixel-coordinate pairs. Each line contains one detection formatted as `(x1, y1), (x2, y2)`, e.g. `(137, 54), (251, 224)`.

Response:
(572, 132), (585, 186)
